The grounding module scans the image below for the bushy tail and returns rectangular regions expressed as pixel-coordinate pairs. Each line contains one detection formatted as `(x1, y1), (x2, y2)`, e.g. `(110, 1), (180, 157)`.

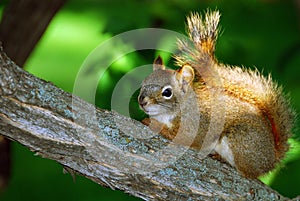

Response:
(175, 10), (221, 86)
(175, 10), (220, 67)
(175, 10), (296, 161)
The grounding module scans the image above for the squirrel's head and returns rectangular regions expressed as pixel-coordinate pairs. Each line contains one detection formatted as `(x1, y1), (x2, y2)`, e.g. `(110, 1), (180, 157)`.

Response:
(138, 56), (195, 125)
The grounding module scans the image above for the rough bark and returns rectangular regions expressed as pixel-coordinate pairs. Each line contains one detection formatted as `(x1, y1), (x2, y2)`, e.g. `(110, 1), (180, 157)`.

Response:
(0, 49), (291, 200)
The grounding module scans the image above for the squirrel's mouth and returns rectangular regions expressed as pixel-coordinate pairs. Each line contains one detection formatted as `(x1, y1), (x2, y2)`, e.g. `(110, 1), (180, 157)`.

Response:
(140, 105), (162, 116)
(145, 110), (160, 116)
(143, 108), (158, 116)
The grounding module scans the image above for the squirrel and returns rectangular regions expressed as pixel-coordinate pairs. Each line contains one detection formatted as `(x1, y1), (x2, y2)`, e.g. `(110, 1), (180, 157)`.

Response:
(138, 10), (296, 178)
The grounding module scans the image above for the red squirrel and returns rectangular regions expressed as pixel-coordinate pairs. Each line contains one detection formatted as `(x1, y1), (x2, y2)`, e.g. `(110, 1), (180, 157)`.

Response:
(138, 10), (295, 178)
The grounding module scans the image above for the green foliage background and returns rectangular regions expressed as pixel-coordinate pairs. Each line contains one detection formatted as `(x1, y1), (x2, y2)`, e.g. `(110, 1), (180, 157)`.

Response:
(0, 0), (300, 200)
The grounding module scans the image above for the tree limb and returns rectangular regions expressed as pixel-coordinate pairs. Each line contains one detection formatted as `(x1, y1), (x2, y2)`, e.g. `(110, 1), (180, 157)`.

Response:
(0, 48), (290, 200)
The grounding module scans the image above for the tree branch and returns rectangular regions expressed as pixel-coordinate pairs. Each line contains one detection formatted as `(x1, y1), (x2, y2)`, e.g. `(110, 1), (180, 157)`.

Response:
(0, 48), (289, 200)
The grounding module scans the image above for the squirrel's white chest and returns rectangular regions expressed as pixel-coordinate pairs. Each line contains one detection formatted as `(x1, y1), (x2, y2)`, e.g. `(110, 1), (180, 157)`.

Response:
(153, 114), (175, 128)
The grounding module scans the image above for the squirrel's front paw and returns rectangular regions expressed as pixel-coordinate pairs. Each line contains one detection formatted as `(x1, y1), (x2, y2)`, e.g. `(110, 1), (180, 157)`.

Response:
(142, 118), (168, 134)
(141, 118), (151, 126)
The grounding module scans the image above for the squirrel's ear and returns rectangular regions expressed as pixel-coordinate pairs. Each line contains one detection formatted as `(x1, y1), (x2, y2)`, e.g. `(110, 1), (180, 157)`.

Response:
(176, 64), (194, 92)
(153, 56), (165, 71)
(178, 64), (194, 84)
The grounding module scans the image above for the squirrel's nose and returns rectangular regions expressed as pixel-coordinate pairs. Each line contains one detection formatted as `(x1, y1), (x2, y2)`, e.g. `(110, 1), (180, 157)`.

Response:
(138, 95), (147, 107)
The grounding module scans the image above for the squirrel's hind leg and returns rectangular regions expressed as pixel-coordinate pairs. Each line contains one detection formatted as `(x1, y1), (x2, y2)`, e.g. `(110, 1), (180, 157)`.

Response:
(224, 121), (276, 178)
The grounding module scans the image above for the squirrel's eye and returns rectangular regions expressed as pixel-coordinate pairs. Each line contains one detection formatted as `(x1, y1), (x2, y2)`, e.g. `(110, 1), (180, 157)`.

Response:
(161, 86), (173, 99)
